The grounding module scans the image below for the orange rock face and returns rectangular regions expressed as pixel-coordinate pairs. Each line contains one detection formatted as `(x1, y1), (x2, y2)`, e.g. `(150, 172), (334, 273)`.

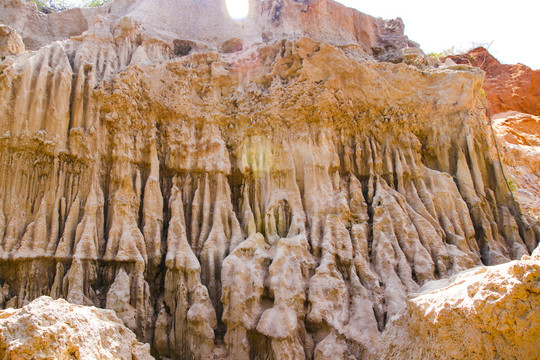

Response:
(493, 111), (540, 150)
(449, 47), (540, 116)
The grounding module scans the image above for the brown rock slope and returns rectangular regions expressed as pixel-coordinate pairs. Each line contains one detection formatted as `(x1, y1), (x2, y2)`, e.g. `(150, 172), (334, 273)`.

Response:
(378, 246), (540, 360)
(449, 46), (540, 116)
(0, 0), (538, 359)
(0, 296), (153, 359)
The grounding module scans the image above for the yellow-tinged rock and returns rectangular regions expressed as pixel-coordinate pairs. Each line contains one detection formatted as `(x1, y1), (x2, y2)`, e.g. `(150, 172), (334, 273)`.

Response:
(0, 296), (153, 360)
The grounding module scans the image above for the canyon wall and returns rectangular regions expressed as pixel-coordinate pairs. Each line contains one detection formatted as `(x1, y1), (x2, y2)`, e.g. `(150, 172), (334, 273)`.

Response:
(0, 0), (538, 359)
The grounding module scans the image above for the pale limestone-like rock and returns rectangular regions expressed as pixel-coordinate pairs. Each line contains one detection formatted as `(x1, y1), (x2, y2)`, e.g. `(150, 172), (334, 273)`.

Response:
(221, 233), (270, 359)
(0, 296), (153, 360)
(106, 268), (137, 330)
(157, 182), (217, 360)
(377, 249), (540, 359)
(0, 0), (417, 58)
(0, 25), (24, 57)
(492, 111), (540, 229)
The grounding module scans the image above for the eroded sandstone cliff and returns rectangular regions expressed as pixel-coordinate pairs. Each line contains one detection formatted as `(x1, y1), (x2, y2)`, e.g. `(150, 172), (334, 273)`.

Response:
(0, 0), (538, 359)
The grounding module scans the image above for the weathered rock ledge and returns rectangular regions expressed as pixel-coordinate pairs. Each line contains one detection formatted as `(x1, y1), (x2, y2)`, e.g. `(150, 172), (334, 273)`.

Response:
(378, 246), (540, 360)
(0, 296), (153, 359)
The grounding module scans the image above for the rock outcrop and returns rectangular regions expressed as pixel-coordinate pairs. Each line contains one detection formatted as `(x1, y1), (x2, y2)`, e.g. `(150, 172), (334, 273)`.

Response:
(0, 0), (538, 359)
(378, 246), (540, 360)
(448, 47), (540, 116)
(0, 296), (153, 359)
(491, 111), (540, 223)
(0, 24), (24, 57)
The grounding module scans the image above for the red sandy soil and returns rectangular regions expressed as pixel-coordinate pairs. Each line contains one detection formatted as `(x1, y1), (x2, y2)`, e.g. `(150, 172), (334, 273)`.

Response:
(448, 47), (540, 116)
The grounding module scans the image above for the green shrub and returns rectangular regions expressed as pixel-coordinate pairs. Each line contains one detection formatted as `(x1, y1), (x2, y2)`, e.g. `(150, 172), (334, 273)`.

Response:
(86, 0), (112, 7)
(508, 178), (518, 192)
(27, 0), (112, 12)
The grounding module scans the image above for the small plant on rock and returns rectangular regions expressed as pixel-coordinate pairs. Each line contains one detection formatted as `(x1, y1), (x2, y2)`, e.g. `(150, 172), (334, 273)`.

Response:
(27, 0), (111, 12)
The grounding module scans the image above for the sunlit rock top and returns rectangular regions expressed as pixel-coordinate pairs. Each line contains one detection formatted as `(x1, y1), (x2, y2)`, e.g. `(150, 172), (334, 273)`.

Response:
(1, 0), (418, 59)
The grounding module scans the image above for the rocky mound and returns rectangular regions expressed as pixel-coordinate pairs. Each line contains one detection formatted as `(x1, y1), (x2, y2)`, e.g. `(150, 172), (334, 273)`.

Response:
(494, 111), (540, 149)
(448, 47), (540, 116)
(378, 246), (540, 360)
(0, 296), (153, 359)
(0, 0), (538, 359)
